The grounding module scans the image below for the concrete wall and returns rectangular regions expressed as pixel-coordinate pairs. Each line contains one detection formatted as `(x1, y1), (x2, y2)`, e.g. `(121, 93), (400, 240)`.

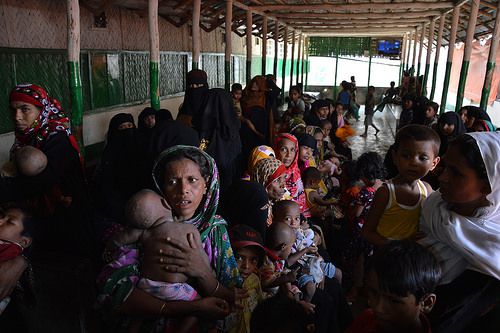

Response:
(0, 0), (250, 165)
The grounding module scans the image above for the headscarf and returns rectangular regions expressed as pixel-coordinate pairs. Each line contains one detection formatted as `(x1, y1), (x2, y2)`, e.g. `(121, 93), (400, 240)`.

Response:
(106, 113), (135, 143)
(275, 133), (306, 212)
(289, 117), (306, 135)
(437, 111), (466, 156)
(419, 132), (500, 283)
(137, 107), (156, 130)
(241, 76), (267, 112)
(152, 145), (240, 286)
(9, 83), (80, 157)
(251, 157), (286, 190)
(179, 69), (209, 119)
(462, 105), (495, 131)
(247, 145), (275, 176)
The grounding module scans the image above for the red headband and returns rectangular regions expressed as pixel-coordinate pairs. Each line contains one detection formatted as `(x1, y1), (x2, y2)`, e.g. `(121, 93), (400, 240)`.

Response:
(9, 91), (43, 108)
(266, 164), (286, 187)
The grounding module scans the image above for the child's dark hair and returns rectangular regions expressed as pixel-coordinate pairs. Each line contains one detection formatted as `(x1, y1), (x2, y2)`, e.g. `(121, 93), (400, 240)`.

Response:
(394, 124), (441, 157)
(289, 85), (301, 95)
(427, 101), (439, 113)
(368, 85), (375, 91)
(231, 83), (242, 92)
(334, 102), (344, 109)
(367, 240), (441, 302)
(250, 294), (311, 333)
(320, 119), (332, 128)
(357, 152), (386, 182)
(302, 167), (322, 185)
(448, 134), (489, 187)
(272, 200), (299, 217)
(341, 160), (359, 182)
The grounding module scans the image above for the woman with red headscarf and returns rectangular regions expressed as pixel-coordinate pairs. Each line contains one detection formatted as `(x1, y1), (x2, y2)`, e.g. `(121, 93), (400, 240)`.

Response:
(1, 83), (91, 250)
(275, 133), (307, 213)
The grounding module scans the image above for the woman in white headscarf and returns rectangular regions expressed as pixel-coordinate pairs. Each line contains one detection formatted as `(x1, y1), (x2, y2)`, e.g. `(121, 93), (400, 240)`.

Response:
(419, 132), (500, 332)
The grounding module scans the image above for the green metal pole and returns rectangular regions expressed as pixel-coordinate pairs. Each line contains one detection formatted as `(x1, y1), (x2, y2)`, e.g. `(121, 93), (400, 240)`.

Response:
(440, 6), (459, 114)
(150, 61), (160, 110)
(422, 63), (430, 97)
(456, 0), (479, 112)
(430, 62), (438, 100)
(431, 13), (445, 101)
(225, 61), (231, 91)
(440, 61), (452, 114)
(480, 0), (500, 110)
(68, 61), (84, 152)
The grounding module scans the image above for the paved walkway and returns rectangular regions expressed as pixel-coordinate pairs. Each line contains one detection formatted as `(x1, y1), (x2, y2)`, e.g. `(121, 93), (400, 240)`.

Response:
(347, 104), (401, 159)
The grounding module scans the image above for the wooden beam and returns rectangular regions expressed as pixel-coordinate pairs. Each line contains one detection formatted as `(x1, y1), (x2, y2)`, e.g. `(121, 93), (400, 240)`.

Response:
(251, 2), (454, 11)
(192, 0), (201, 68)
(274, 11), (442, 19)
(233, 1), (295, 31)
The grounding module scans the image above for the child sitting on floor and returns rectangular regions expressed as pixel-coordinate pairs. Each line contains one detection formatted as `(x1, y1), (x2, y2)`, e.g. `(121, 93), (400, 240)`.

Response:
(228, 224), (265, 333)
(346, 240), (441, 333)
(362, 125), (440, 247)
(423, 101), (439, 128)
(0, 204), (34, 314)
(273, 200), (341, 303)
(105, 189), (201, 333)
(260, 222), (315, 314)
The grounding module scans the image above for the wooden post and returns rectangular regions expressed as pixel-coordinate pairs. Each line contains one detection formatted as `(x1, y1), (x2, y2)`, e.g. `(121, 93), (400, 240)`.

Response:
(423, 19), (435, 96)
(406, 32), (412, 71)
(148, 0), (160, 110)
(412, 28), (418, 74)
(261, 16), (267, 75)
(274, 21), (279, 77)
(333, 38), (339, 99)
(480, 0), (500, 109)
(192, 0), (201, 69)
(430, 13), (445, 100)
(368, 38), (372, 87)
(400, 34), (407, 85)
(289, 30), (296, 90)
(296, 33), (302, 85)
(301, 35), (306, 85)
(441, 6), (460, 114)
(305, 37), (309, 90)
(281, 25), (288, 102)
(456, 0), (479, 111)
(417, 23), (426, 77)
(67, 0), (84, 152)
(224, 0), (232, 90)
(246, 10), (252, 83)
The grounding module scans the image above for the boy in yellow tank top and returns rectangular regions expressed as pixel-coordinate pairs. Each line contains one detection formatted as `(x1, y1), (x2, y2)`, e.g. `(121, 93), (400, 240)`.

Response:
(362, 125), (441, 246)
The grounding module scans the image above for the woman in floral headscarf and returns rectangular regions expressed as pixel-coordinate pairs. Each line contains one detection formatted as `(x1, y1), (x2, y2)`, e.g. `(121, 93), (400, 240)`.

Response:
(251, 157), (287, 226)
(98, 146), (241, 332)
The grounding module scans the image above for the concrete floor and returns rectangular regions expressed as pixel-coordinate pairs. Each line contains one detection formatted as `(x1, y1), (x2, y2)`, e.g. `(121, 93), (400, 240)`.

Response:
(347, 104), (401, 160)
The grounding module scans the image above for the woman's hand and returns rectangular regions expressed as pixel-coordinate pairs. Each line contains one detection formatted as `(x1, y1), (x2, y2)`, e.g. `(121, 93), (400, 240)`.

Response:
(160, 233), (212, 280)
(0, 256), (27, 299)
(194, 297), (231, 319)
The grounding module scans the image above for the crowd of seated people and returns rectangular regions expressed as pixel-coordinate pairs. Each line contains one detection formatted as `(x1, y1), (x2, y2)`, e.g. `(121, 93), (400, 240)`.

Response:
(0, 69), (499, 333)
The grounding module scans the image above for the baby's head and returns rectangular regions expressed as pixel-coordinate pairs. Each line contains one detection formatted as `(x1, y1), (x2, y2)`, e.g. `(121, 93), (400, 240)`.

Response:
(265, 222), (295, 260)
(272, 200), (301, 229)
(230, 224), (266, 279)
(356, 152), (386, 186)
(302, 167), (322, 190)
(15, 146), (48, 177)
(366, 240), (440, 332)
(231, 83), (243, 101)
(124, 189), (171, 229)
(298, 134), (316, 163)
(320, 119), (332, 138)
(0, 203), (35, 249)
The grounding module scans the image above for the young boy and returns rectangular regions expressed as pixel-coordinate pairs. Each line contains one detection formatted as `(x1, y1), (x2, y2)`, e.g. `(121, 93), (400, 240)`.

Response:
(228, 225), (265, 333)
(362, 125), (440, 247)
(288, 85), (305, 115)
(260, 222), (315, 313)
(231, 83), (243, 118)
(423, 101), (439, 128)
(302, 167), (337, 220)
(273, 201), (341, 303)
(361, 86), (380, 137)
(0, 204), (34, 314)
(105, 189), (201, 332)
(346, 240), (441, 333)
